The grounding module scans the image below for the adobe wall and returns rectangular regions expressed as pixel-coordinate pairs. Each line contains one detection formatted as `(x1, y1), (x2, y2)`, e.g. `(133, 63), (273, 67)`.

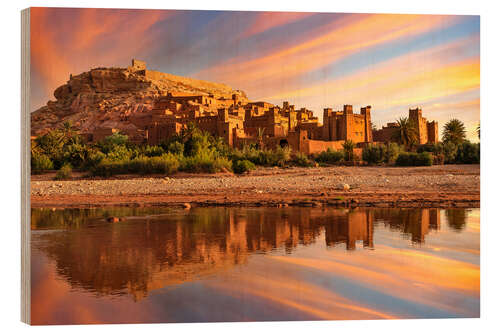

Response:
(92, 128), (119, 142)
(373, 126), (396, 142)
(304, 139), (344, 154)
(146, 122), (184, 145)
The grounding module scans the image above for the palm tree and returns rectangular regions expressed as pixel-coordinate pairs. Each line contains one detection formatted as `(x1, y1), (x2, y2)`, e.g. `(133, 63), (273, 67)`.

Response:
(342, 139), (355, 161)
(476, 123), (480, 140)
(443, 119), (466, 145)
(256, 127), (265, 149)
(391, 117), (418, 149)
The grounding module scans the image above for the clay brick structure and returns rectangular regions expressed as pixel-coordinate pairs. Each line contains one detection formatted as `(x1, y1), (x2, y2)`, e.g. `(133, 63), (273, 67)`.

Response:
(53, 60), (439, 154)
(373, 108), (439, 144)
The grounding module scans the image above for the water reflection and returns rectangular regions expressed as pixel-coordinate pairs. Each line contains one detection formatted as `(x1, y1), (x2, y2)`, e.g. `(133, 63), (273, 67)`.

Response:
(30, 207), (479, 324)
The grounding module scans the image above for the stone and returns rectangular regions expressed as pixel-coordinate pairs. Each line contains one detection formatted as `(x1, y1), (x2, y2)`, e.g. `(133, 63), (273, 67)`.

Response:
(343, 184), (350, 191)
(107, 216), (119, 223)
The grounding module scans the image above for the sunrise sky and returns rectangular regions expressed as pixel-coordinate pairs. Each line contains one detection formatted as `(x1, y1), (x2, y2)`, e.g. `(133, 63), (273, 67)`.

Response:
(30, 8), (480, 141)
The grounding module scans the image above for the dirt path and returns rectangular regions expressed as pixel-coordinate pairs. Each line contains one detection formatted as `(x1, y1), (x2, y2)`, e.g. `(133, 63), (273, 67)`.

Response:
(31, 164), (480, 209)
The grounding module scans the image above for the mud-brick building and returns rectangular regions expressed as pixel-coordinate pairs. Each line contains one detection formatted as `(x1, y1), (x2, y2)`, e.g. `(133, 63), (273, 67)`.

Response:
(373, 108), (439, 144)
(321, 105), (373, 143)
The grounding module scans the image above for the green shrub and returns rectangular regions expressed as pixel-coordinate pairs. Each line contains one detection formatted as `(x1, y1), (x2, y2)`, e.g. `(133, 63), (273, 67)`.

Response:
(362, 145), (385, 165)
(129, 154), (179, 174)
(55, 164), (72, 180)
(233, 159), (256, 174)
(31, 153), (54, 174)
(455, 142), (480, 164)
(106, 145), (133, 161)
(179, 153), (232, 173)
(62, 143), (90, 168)
(396, 152), (433, 166)
(315, 148), (343, 164)
(273, 146), (291, 167)
(293, 152), (314, 167)
(92, 154), (179, 177)
(416, 151), (433, 166)
(385, 142), (402, 164)
(91, 159), (129, 177)
(166, 141), (184, 155)
(440, 142), (458, 164)
(417, 143), (438, 154)
(433, 154), (445, 165)
(141, 145), (165, 157)
(83, 150), (106, 169)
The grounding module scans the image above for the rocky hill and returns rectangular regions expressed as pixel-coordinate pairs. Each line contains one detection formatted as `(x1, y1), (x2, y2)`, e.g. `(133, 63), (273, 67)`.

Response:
(31, 61), (248, 136)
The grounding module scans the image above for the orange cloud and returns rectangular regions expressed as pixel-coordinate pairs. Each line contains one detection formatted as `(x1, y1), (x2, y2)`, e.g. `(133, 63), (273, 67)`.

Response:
(196, 14), (461, 98)
(30, 8), (173, 110)
(238, 12), (315, 39)
(259, 35), (479, 123)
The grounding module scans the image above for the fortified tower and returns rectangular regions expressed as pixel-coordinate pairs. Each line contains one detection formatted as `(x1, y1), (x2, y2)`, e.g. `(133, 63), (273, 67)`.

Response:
(343, 104), (354, 141)
(360, 106), (372, 142)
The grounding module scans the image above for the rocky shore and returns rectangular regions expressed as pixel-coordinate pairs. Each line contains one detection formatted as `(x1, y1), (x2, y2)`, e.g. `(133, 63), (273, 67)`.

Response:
(30, 164), (480, 209)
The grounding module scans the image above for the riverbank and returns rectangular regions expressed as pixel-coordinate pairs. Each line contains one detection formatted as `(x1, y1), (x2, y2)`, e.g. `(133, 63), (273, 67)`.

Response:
(30, 164), (480, 209)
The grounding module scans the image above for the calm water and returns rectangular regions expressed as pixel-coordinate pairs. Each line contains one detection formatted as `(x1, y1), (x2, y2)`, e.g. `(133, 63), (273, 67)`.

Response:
(30, 207), (480, 325)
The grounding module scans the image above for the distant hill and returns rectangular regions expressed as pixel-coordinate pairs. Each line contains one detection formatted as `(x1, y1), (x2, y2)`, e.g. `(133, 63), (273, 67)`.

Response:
(30, 60), (248, 136)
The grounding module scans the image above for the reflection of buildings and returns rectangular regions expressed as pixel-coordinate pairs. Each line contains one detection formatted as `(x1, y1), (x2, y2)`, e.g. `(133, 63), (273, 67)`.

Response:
(31, 207), (443, 300)
(375, 208), (441, 243)
(324, 210), (374, 250)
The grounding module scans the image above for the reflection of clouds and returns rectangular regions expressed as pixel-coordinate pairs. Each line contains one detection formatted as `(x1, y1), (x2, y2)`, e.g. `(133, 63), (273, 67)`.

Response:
(267, 245), (478, 317)
(206, 271), (396, 320)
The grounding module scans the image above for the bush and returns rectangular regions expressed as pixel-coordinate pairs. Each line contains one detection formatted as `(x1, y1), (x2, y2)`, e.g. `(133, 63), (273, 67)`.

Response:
(166, 141), (184, 155)
(273, 146), (291, 167)
(396, 152), (433, 166)
(62, 143), (90, 168)
(235, 146), (291, 167)
(433, 154), (445, 165)
(179, 153), (232, 173)
(92, 154), (179, 177)
(385, 142), (402, 164)
(416, 151), (433, 166)
(106, 145), (133, 161)
(233, 159), (256, 174)
(440, 142), (458, 164)
(129, 154), (179, 174)
(31, 153), (54, 174)
(455, 142), (480, 164)
(83, 150), (106, 169)
(293, 152), (314, 167)
(55, 164), (72, 180)
(141, 145), (165, 157)
(362, 145), (385, 165)
(315, 148), (343, 164)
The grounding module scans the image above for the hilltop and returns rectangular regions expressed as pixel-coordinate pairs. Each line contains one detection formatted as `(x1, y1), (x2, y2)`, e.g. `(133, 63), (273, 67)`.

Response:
(30, 59), (248, 136)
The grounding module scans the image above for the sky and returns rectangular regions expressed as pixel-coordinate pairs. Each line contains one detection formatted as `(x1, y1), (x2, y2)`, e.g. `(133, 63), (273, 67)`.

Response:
(30, 8), (480, 141)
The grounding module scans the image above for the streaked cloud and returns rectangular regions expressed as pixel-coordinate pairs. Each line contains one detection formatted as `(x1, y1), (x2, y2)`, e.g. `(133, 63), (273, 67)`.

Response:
(30, 8), (479, 140)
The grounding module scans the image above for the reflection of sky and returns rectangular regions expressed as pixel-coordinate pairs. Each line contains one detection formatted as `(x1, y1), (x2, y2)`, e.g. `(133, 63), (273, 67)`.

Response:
(30, 8), (479, 141)
(30, 208), (479, 324)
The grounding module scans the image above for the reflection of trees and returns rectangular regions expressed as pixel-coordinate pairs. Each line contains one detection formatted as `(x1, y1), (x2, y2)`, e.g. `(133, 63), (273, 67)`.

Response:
(445, 209), (468, 231)
(30, 207), (462, 300)
(31, 207), (173, 230)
